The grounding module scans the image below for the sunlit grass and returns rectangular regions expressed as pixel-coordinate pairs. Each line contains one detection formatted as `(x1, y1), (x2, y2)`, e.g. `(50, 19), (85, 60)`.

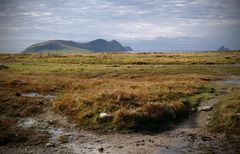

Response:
(52, 76), (210, 131)
(0, 51), (239, 64)
(209, 87), (240, 135)
(0, 51), (239, 132)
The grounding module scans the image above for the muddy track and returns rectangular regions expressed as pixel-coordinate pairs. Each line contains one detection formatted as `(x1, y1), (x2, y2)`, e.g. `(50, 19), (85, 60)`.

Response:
(1, 79), (240, 154)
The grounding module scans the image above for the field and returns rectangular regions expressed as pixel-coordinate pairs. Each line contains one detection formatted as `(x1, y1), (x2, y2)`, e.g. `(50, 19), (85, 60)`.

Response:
(0, 51), (240, 153)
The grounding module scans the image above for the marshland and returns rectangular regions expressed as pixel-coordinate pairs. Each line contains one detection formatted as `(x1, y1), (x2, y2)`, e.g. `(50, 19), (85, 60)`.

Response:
(0, 51), (240, 153)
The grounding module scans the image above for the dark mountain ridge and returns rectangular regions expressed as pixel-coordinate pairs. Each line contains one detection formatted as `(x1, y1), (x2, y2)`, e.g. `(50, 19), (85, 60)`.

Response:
(22, 39), (133, 53)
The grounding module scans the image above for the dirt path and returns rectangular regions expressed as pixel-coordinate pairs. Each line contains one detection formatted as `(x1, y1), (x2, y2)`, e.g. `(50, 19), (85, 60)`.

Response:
(1, 79), (240, 154)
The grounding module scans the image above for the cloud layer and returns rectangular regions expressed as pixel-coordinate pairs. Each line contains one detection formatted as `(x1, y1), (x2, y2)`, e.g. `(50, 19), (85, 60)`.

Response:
(0, 0), (240, 52)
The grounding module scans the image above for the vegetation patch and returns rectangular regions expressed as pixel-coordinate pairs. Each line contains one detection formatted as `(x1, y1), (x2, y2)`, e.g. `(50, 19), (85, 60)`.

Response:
(185, 85), (215, 108)
(0, 51), (239, 133)
(209, 87), (240, 135)
(0, 82), (50, 145)
(53, 76), (207, 132)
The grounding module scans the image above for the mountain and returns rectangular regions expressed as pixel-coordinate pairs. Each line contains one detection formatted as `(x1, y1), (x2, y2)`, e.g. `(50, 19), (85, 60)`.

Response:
(22, 39), (133, 53)
(218, 46), (230, 51)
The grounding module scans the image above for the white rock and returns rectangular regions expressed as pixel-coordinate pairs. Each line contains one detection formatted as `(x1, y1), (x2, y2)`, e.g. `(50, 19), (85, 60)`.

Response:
(100, 113), (110, 118)
(236, 113), (240, 117)
(198, 106), (213, 112)
(45, 142), (55, 147)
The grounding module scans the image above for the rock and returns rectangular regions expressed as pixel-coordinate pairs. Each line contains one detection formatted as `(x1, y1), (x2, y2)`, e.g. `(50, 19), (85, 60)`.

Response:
(100, 113), (110, 118)
(236, 113), (240, 118)
(48, 120), (56, 125)
(218, 45), (230, 51)
(45, 142), (55, 147)
(201, 135), (212, 141)
(191, 108), (197, 113)
(98, 146), (104, 153)
(198, 106), (213, 112)
(98, 113), (112, 122)
(95, 139), (101, 143)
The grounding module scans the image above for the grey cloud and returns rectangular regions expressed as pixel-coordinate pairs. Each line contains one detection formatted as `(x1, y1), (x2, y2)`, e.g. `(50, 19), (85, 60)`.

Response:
(0, 0), (240, 52)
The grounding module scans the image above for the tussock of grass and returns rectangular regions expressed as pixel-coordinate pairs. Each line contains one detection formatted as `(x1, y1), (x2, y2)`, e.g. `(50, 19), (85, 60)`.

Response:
(209, 87), (240, 135)
(53, 76), (206, 131)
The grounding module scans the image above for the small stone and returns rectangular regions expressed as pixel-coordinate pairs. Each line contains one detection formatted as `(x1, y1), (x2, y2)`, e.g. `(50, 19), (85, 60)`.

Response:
(100, 113), (111, 118)
(48, 120), (56, 125)
(198, 106), (213, 112)
(98, 113), (113, 122)
(236, 113), (240, 117)
(98, 147), (104, 153)
(201, 136), (212, 141)
(191, 108), (197, 113)
(45, 142), (55, 147)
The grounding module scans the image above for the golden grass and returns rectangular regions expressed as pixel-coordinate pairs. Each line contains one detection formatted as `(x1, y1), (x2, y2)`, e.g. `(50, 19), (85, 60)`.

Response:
(0, 51), (239, 132)
(0, 51), (239, 64)
(52, 75), (210, 131)
(209, 87), (240, 135)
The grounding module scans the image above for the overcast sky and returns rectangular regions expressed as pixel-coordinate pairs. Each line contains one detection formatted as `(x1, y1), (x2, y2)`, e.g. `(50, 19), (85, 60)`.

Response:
(0, 0), (240, 52)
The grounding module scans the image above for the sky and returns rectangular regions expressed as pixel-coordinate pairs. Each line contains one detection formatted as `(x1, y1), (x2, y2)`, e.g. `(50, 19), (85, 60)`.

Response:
(0, 0), (240, 52)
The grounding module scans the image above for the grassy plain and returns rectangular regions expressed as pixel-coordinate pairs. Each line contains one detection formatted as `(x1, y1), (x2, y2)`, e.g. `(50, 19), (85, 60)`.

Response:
(0, 51), (240, 136)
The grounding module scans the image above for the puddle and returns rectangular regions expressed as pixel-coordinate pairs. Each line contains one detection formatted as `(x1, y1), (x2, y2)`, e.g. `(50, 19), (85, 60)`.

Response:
(222, 80), (240, 84)
(21, 92), (41, 97)
(44, 94), (57, 99)
(21, 92), (56, 99)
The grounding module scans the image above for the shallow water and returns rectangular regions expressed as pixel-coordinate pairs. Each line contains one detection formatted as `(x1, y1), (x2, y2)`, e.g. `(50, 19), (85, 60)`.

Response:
(44, 94), (57, 99)
(21, 92), (41, 97)
(21, 92), (56, 99)
(222, 79), (240, 84)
